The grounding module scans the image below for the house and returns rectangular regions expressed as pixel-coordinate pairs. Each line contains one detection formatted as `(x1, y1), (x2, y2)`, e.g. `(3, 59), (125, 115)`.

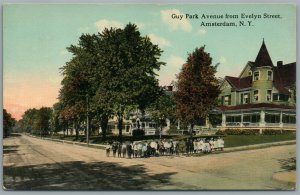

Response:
(217, 40), (296, 132)
(104, 86), (174, 136)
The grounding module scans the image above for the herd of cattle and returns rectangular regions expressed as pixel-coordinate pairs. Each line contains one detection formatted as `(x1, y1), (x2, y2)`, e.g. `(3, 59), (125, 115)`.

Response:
(105, 137), (225, 158)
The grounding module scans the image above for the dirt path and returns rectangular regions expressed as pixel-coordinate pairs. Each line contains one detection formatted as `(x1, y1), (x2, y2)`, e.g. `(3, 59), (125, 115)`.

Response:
(3, 134), (296, 190)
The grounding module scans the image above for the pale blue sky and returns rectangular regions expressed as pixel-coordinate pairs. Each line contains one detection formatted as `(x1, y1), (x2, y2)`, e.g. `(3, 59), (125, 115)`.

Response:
(3, 4), (296, 119)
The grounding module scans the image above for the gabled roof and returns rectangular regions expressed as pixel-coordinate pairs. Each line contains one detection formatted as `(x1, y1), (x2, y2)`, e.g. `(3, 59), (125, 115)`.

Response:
(225, 76), (252, 90)
(273, 62), (296, 94)
(254, 40), (274, 67)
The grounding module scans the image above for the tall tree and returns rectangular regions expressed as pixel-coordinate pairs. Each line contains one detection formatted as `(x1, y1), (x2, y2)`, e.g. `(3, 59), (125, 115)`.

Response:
(175, 46), (220, 136)
(97, 23), (165, 142)
(3, 109), (16, 137)
(59, 23), (164, 142)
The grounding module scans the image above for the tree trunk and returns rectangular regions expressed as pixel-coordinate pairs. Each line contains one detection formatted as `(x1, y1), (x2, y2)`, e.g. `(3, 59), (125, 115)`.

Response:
(101, 114), (109, 142)
(190, 123), (194, 138)
(118, 113), (123, 143)
(75, 121), (79, 140)
(160, 125), (163, 139)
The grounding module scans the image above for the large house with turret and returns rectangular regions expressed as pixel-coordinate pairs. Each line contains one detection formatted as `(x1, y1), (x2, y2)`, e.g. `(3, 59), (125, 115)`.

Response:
(217, 40), (296, 132)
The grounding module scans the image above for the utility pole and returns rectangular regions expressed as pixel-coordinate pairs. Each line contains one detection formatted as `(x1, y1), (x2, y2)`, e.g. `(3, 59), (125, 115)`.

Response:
(86, 94), (89, 146)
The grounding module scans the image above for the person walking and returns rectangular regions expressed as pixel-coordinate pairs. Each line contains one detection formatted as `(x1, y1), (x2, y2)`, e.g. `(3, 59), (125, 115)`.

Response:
(117, 142), (122, 157)
(105, 143), (111, 157)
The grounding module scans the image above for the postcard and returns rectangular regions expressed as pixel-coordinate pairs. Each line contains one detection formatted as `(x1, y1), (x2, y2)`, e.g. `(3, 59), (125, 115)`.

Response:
(3, 4), (296, 190)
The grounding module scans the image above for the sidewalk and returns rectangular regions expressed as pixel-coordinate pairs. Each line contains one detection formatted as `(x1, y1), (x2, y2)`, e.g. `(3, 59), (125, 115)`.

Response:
(27, 133), (296, 154)
(224, 140), (296, 153)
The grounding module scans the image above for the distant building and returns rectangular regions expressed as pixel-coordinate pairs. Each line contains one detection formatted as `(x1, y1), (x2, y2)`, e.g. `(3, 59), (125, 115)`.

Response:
(217, 40), (296, 132)
(104, 86), (174, 136)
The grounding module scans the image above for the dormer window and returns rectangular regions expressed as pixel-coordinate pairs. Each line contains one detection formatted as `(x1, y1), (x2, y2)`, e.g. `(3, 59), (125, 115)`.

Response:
(253, 71), (259, 81)
(267, 71), (273, 80)
(223, 95), (231, 105)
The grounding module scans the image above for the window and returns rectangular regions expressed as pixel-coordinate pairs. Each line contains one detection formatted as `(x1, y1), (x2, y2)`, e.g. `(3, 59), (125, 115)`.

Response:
(224, 95), (231, 105)
(267, 71), (273, 80)
(253, 71), (259, 81)
(241, 93), (250, 104)
(226, 115), (241, 122)
(243, 114), (260, 123)
(265, 114), (280, 123)
(272, 93), (289, 101)
(267, 90), (272, 101)
(248, 71), (252, 76)
(282, 115), (296, 124)
(253, 90), (259, 102)
(126, 125), (130, 132)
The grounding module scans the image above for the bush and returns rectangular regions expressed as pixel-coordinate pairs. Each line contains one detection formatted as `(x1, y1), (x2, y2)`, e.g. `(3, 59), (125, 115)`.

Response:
(216, 129), (260, 135)
(132, 129), (145, 138)
(262, 129), (295, 135)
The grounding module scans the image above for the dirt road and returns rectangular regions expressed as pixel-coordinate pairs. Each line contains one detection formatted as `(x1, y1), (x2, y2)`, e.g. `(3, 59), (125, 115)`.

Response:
(3, 134), (296, 190)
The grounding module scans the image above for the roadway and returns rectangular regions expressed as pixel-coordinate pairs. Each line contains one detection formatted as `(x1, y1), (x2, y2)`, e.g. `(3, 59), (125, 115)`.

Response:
(3, 134), (296, 190)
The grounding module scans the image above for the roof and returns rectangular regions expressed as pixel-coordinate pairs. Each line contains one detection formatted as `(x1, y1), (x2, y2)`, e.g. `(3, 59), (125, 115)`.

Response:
(254, 40), (274, 67)
(218, 103), (296, 112)
(273, 62), (296, 93)
(225, 76), (252, 90)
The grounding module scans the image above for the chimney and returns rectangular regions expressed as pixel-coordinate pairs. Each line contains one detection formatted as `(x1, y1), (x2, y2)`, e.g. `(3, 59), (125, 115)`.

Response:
(277, 61), (283, 67)
(167, 86), (173, 91)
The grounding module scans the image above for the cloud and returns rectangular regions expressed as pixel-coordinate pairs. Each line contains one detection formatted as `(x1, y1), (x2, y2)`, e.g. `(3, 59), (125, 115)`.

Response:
(134, 22), (145, 30)
(220, 56), (227, 64)
(148, 34), (171, 47)
(158, 55), (186, 85)
(95, 19), (123, 32)
(196, 28), (207, 36)
(160, 9), (192, 32)
(166, 55), (186, 67)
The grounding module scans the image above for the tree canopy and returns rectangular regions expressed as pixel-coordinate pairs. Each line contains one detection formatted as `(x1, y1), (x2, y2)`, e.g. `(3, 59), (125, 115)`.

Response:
(19, 107), (52, 136)
(3, 109), (16, 137)
(58, 23), (165, 141)
(175, 46), (220, 133)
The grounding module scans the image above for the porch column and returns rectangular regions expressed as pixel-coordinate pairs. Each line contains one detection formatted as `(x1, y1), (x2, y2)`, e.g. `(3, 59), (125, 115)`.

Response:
(177, 120), (180, 130)
(259, 110), (265, 134)
(279, 111), (283, 128)
(222, 112), (226, 127)
(240, 112), (244, 127)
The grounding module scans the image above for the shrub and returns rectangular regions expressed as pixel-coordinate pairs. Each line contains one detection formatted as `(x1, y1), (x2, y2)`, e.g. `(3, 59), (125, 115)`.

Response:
(216, 129), (260, 135)
(132, 129), (145, 138)
(262, 129), (295, 135)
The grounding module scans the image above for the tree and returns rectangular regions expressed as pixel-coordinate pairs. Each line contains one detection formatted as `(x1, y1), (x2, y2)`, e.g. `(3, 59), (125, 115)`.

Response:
(175, 46), (220, 136)
(59, 23), (164, 142)
(20, 107), (52, 136)
(3, 109), (16, 137)
(147, 92), (176, 139)
(37, 107), (52, 136)
(20, 108), (39, 134)
(97, 24), (165, 142)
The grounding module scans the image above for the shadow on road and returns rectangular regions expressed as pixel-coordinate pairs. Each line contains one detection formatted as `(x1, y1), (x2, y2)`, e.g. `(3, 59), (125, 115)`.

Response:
(278, 157), (296, 171)
(3, 160), (177, 190)
(3, 145), (19, 154)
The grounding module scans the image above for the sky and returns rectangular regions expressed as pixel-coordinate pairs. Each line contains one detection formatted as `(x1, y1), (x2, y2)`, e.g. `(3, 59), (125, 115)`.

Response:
(3, 4), (296, 120)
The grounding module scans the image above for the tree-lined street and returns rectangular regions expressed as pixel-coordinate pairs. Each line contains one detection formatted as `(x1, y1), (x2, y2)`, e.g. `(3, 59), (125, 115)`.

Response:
(3, 134), (295, 190)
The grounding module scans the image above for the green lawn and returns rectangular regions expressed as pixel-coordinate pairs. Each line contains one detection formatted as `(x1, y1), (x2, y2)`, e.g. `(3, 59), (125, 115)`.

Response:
(40, 132), (296, 148)
(224, 134), (296, 148)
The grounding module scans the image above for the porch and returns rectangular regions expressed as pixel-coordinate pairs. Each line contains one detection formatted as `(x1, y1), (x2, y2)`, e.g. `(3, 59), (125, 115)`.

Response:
(220, 110), (296, 131)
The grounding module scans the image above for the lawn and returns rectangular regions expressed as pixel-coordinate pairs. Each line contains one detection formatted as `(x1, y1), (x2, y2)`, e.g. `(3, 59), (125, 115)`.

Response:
(224, 133), (296, 148)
